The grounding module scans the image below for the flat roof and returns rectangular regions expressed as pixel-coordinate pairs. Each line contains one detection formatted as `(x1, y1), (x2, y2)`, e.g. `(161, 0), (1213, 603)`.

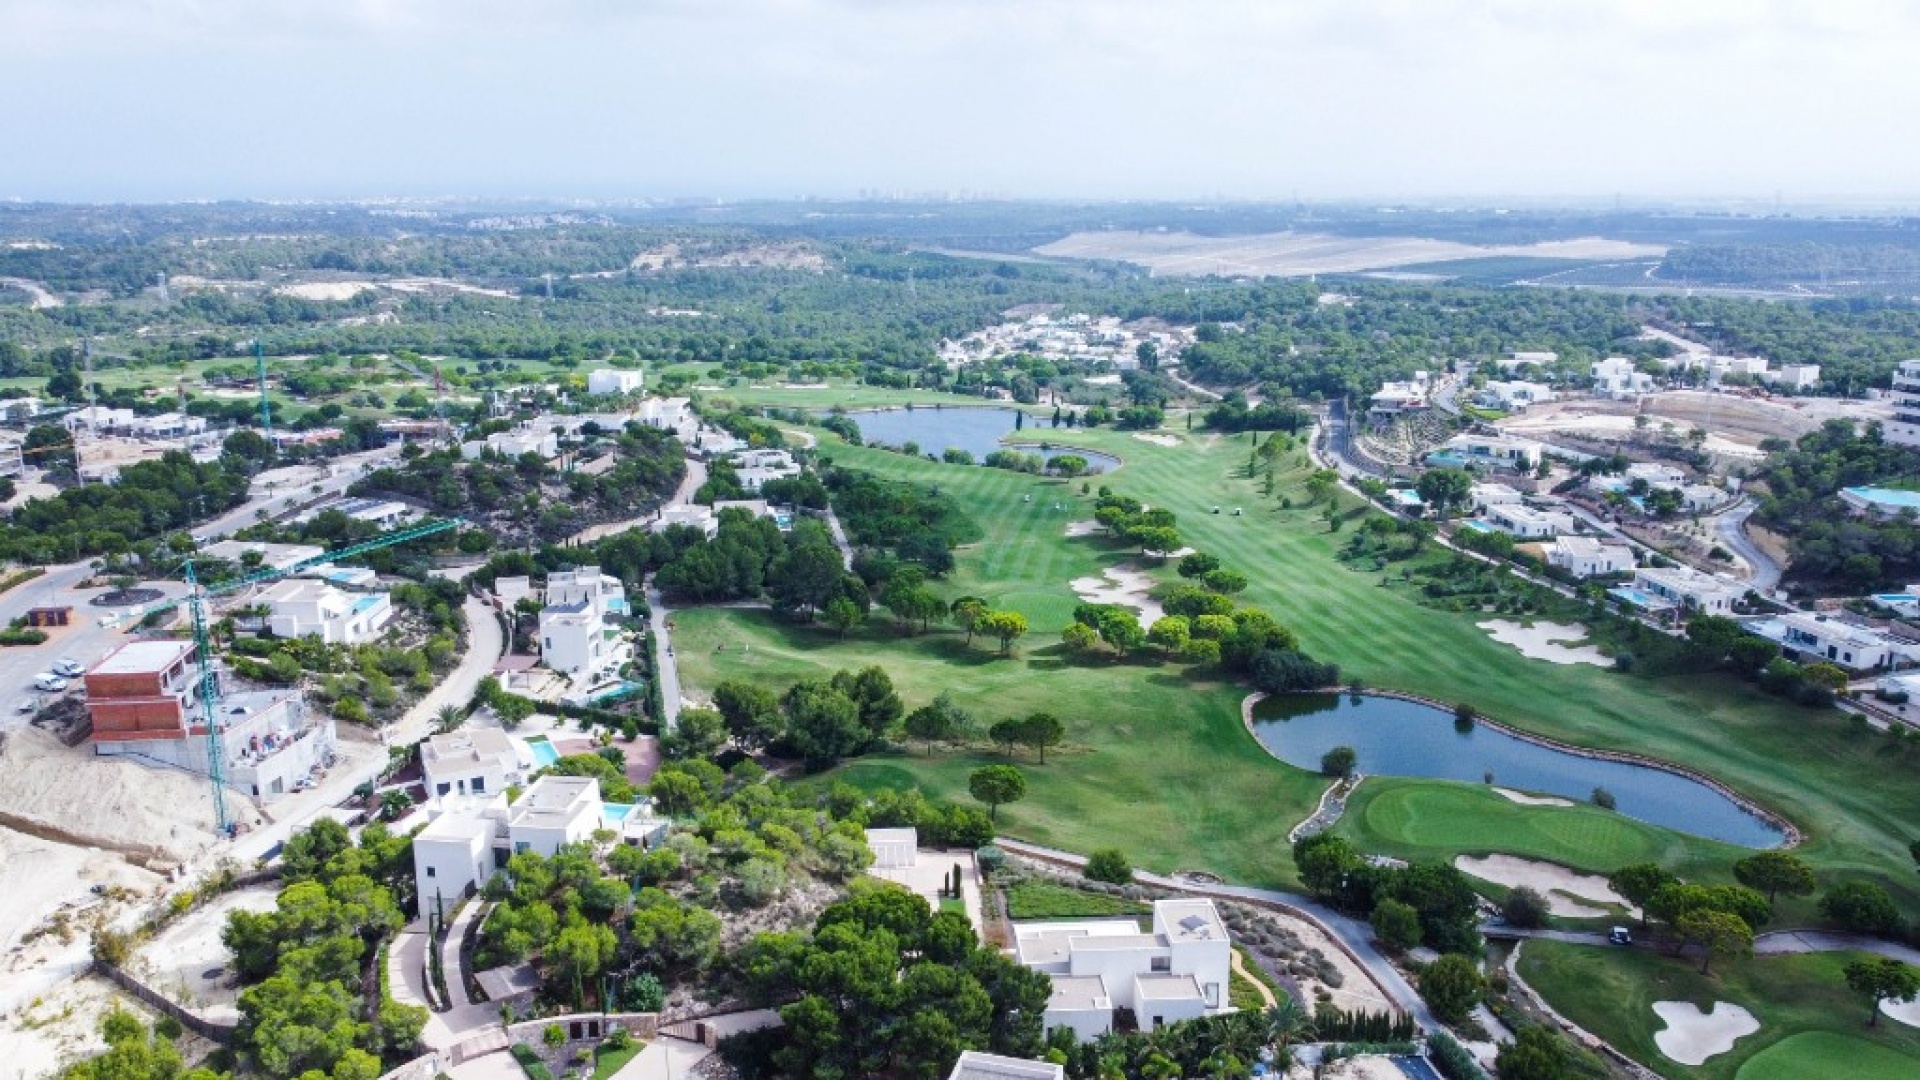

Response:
(1156, 898), (1228, 941)
(865, 827), (917, 845)
(91, 639), (193, 675)
(424, 727), (516, 768)
(1134, 972), (1205, 1001)
(417, 812), (494, 842)
(949, 1052), (1064, 1080)
(1046, 975), (1111, 1011)
(1069, 933), (1163, 952)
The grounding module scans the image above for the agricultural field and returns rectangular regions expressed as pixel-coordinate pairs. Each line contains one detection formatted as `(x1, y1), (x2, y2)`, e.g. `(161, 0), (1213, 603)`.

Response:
(1517, 939), (1920, 1079)
(672, 408), (1920, 915)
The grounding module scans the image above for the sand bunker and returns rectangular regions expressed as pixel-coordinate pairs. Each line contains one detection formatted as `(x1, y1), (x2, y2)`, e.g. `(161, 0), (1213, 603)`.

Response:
(1069, 564), (1165, 625)
(1478, 620), (1609, 667)
(1457, 854), (1637, 918)
(1132, 432), (1180, 447)
(1652, 1000), (1759, 1065)
(1494, 787), (1574, 807)
(1064, 520), (1102, 537)
(1883, 996), (1920, 1028)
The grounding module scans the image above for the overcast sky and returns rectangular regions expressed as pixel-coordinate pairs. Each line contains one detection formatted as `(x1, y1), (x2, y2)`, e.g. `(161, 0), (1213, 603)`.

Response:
(1, 0), (1914, 204)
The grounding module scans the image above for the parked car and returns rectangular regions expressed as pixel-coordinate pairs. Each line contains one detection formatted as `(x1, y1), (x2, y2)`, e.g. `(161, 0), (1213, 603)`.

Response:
(52, 659), (83, 678)
(96, 613), (121, 629)
(32, 673), (67, 692)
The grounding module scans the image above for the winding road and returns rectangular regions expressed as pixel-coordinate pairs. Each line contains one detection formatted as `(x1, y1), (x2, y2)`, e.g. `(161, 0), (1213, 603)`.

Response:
(1713, 497), (1783, 594)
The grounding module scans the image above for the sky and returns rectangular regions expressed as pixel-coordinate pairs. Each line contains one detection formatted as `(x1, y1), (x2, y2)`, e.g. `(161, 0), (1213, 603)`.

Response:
(1, 0), (1915, 204)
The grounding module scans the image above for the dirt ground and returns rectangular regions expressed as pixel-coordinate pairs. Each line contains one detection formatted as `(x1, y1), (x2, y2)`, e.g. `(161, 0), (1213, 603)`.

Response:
(9, 974), (176, 1080)
(130, 886), (279, 1022)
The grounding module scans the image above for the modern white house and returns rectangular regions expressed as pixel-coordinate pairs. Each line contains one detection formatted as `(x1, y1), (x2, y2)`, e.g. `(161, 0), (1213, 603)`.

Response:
(1369, 373), (1431, 417)
(1484, 503), (1577, 539)
(1764, 363), (1822, 391)
(1628, 565), (1747, 616)
(948, 1052), (1064, 1080)
(587, 369), (646, 396)
(540, 589), (628, 683)
(731, 448), (801, 493)
(129, 412), (207, 439)
(1625, 462), (1687, 487)
(547, 566), (628, 617)
(1433, 433), (1544, 472)
(201, 540), (327, 573)
(0, 396), (41, 422)
(1469, 483), (1525, 512)
(1013, 898), (1233, 1040)
(413, 775), (669, 920)
(462, 427), (559, 461)
(1501, 350), (1557, 371)
(1480, 380), (1556, 411)
(259, 578), (394, 644)
(652, 504), (717, 537)
(64, 406), (139, 434)
(1592, 357), (1654, 399)
(421, 727), (524, 805)
(1547, 536), (1635, 578)
(1742, 611), (1909, 672)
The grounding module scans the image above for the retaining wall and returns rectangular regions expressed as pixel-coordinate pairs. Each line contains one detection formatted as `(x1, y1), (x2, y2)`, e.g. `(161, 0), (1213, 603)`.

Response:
(94, 960), (237, 1044)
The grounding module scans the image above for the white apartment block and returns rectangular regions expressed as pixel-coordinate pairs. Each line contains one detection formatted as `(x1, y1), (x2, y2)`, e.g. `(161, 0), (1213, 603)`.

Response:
(413, 776), (668, 920)
(259, 578), (394, 644)
(587, 369), (645, 396)
(1886, 360), (1920, 450)
(421, 727), (524, 805)
(1013, 898), (1232, 1040)
(1548, 536), (1635, 578)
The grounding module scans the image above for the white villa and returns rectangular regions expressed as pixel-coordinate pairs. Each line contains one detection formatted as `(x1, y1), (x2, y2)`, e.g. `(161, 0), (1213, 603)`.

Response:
(1434, 433), (1544, 472)
(1469, 482), (1525, 512)
(1484, 503), (1577, 539)
(259, 578), (394, 645)
(1742, 611), (1911, 672)
(1013, 898), (1232, 1040)
(547, 565), (628, 617)
(1480, 380), (1556, 411)
(732, 448), (800, 493)
(1547, 536), (1635, 578)
(586, 369), (645, 396)
(421, 727), (525, 805)
(1764, 363), (1821, 391)
(539, 570), (630, 683)
(1626, 565), (1746, 616)
(413, 776), (668, 920)
(1593, 357), (1654, 398)
(1500, 350), (1557, 371)
(1369, 373), (1431, 418)
(201, 540), (327, 573)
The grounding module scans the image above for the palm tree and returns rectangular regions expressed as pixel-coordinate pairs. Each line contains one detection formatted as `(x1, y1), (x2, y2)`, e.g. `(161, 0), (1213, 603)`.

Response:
(1266, 998), (1317, 1056)
(434, 705), (464, 733)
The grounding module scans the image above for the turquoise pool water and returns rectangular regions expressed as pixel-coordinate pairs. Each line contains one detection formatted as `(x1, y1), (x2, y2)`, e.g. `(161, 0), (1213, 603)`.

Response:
(1845, 486), (1920, 509)
(1609, 585), (1667, 609)
(603, 803), (636, 823)
(527, 738), (559, 767)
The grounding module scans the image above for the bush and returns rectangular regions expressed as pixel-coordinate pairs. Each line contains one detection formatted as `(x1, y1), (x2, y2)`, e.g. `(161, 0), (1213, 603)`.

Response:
(1820, 881), (1906, 938)
(510, 1044), (556, 1080)
(1427, 1029), (1488, 1080)
(1370, 898), (1422, 953)
(1418, 954), (1486, 1024)
(1084, 848), (1134, 884)
(1502, 887), (1550, 929)
(1320, 745), (1358, 779)
(1591, 787), (1616, 810)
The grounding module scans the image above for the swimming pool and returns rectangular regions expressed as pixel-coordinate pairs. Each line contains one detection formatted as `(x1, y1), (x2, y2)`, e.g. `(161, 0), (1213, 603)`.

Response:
(526, 738), (559, 767)
(1609, 585), (1671, 610)
(603, 803), (636, 823)
(1873, 593), (1919, 606)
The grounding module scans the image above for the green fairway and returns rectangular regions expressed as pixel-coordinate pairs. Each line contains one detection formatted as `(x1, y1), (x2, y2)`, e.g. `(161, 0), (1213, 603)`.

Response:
(1336, 779), (1737, 879)
(674, 420), (1920, 908)
(1518, 940), (1920, 1079)
(1735, 1031), (1920, 1080)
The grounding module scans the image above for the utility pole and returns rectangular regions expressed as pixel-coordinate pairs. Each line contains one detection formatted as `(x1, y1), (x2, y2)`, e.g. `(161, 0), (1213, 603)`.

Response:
(255, 338), (273, 439)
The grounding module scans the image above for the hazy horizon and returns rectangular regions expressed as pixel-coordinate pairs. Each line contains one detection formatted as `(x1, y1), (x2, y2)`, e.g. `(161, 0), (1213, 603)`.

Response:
(3, 0), (1917, 205)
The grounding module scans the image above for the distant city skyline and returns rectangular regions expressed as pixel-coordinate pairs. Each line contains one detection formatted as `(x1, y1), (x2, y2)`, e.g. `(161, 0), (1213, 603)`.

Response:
(1, 0), (1915, 204)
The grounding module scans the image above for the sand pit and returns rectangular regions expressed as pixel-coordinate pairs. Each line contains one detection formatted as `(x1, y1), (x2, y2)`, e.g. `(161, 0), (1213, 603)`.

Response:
(1494, 787), (1575, 807)
(1132, 432), (1180, 447)
(1883, 996), (1920, 1028)
(1069, 564), (1165, 625)
(1652, 1000), (1759, 1065)
(1478, 620), (1610, 667)
(1457, 854), (1637, 918)
(1064, 520), (1102, 537)
(0, 826), (158, 954)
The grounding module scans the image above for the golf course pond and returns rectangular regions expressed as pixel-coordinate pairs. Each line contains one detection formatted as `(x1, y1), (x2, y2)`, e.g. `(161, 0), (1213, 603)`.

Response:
(842, 406), (1120, 472)
(1250, 693), (1786, 848)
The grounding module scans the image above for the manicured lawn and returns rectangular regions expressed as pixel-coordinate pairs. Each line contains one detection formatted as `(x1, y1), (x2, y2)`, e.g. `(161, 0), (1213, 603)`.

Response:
(676, 421), (1920, 911)
(591, 1042), (644, 1080)
(1004, 880), (1150, 921)
(1517, 939), (1920, 1080)
(1735, 1031), (1920, 1080)
(1338, 779), (1742, 881)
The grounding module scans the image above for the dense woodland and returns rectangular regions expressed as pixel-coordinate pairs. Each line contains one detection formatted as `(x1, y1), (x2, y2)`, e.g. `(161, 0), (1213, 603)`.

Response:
(1750, 420), (1920, 588)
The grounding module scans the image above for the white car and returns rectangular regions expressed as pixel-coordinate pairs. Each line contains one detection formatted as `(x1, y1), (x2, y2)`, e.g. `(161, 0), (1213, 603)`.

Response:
(96, 613), (121, 629)
(32, 673), (67, 693)
(53, 659), (83, 678)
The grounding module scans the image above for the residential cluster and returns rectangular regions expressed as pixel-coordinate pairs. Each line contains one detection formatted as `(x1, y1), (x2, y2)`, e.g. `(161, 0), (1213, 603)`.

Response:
(937, 310), (1195, 371)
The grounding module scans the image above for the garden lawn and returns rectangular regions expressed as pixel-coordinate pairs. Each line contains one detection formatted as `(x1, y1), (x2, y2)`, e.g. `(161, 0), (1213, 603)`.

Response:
(1004, 880), (1150, 921)
(1338, 778), (1744, 882)
(675, 421), (1920, 912)
(1517, 939), (1920, 1080)
(591, 1042), (644, 1080)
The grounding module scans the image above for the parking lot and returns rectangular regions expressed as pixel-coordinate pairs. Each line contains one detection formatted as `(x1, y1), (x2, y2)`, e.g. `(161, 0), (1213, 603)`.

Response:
(0, 563), (188, 732)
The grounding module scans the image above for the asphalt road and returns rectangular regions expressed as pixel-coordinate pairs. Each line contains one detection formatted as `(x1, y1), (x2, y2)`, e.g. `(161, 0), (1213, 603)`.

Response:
(0, 563), (189, 730)
(1714, 497), (1783, 594)
(193, 446), (397, 541)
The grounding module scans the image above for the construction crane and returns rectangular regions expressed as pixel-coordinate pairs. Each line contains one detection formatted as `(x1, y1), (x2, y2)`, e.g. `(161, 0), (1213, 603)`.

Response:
(386, 352), (453, 446)
(124, 517), (465, 833)
(254, 338), (273, 441)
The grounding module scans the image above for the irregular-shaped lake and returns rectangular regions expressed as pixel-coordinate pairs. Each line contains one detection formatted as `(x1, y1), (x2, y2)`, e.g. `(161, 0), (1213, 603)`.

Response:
(1251, 693), (1784, 848)
(843, 406), (1120, 472)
